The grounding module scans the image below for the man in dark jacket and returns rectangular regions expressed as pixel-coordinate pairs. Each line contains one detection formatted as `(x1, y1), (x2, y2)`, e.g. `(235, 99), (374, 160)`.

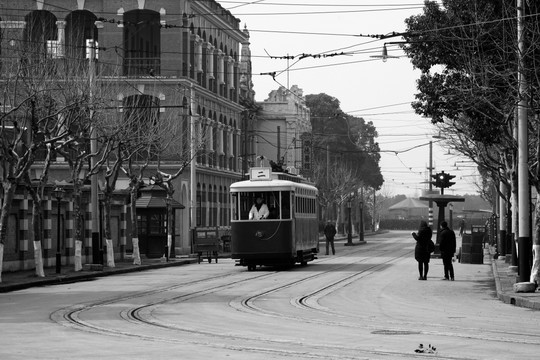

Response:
(323, 220), (337, 255)
(439, 221), (456, 280)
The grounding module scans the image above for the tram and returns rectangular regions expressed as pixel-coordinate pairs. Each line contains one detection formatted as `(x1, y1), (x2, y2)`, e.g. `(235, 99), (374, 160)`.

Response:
(230, 167), (319, 270)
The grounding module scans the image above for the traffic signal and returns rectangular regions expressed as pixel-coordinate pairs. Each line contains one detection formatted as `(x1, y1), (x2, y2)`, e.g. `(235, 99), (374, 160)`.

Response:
(443, 172), (456, 188)
(431, 173), (444, 189)
(431, 171), (456, 194)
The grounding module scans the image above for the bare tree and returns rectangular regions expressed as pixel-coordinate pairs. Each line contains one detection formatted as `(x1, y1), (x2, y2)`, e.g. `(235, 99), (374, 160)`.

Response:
(150, 111), (208, 259)
(0, 35), (101, 280)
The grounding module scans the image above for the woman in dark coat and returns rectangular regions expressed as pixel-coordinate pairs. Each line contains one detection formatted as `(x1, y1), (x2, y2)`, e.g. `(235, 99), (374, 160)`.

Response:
(412, 221), (432, 280)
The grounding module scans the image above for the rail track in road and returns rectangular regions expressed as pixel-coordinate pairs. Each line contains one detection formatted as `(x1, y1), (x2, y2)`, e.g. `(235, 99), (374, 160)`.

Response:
(49, 234), (540, 359)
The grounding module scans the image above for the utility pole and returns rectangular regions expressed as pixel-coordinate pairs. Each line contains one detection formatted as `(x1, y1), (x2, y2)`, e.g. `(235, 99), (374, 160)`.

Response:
(428, 141), (433, 227)
(243, 110), (249, 178)
(517, 0), (531, 282)
(88, 33), (101, 265)
(190, 85), (197, 232)
(277, 126), (281, 162)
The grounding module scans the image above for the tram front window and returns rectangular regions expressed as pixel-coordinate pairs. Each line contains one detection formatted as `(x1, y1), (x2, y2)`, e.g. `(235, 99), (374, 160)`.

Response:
(233, 191), (291, 220)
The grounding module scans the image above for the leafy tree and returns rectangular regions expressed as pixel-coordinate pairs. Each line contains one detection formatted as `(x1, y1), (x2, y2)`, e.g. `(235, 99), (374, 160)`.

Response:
(306, 93), (383, 222)
(402, 0), (540, 283)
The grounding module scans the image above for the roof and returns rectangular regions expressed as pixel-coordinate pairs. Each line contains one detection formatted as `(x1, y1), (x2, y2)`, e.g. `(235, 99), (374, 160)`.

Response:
(135, 185), (185, 209)
(388, 198), (429, 211)
(136, 195), (184, 209)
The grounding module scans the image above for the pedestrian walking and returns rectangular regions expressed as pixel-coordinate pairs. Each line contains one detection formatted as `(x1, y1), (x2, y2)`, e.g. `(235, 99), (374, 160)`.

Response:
(459, 218), (466, 237)
(439, 221), (456, 281)
(412, 220), (432, 280)
(323, 220), (337, 255)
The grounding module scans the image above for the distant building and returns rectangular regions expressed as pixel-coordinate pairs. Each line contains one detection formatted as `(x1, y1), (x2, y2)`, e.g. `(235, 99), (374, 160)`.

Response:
(255, 85), (312, 178)
(388, 198), (429, 219)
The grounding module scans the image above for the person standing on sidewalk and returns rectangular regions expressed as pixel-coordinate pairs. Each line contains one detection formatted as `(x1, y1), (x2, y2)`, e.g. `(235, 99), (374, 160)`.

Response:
(324, 220), (337, 255)
(412, 221), (432, 280)
(439, 221), (456, 281)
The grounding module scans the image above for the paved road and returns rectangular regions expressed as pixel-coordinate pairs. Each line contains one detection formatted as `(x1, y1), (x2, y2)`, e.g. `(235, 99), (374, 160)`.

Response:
(1, 231), (539, 359)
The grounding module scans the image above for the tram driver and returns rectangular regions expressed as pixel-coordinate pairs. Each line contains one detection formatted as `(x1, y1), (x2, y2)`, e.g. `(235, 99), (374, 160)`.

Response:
(249, 195), (270, 220)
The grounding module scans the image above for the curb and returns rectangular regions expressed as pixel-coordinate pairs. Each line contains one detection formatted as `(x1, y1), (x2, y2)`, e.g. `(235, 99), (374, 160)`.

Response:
(491, 258), (540, 311)
(0, 258), (197, 293)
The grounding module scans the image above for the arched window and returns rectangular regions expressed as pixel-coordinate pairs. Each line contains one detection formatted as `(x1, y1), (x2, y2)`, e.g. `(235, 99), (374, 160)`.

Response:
(65, 10), (97, 61)
(123, 9), (160, 76)
(23, 10), (57, 62)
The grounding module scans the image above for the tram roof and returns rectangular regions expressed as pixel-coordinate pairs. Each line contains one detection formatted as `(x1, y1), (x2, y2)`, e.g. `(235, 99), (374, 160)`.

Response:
(230, 179), (317, 193)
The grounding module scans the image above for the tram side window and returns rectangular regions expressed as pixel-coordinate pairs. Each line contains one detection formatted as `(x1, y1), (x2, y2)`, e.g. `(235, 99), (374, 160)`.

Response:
(281, 191), (291, 219)
(231, 193), (239, 220)
(267, 192), (280, 219)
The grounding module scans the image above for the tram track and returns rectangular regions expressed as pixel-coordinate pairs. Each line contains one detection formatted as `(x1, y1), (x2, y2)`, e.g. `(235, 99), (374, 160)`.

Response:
(48, 235), (540, 359)
(235, 239), (540, 348)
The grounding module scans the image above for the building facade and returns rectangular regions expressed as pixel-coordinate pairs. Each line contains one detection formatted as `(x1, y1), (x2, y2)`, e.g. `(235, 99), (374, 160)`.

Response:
(0, 0), (254, 270)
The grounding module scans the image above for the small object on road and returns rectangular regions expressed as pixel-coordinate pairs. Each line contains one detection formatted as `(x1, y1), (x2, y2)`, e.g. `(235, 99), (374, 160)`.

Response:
(415, 343), (437, 354)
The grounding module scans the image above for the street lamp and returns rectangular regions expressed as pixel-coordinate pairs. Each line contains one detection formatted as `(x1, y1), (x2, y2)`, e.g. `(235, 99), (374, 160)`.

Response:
(53, 186), (65, 274)
(98, 192), (105, 265)
(346, 195), (353, 245)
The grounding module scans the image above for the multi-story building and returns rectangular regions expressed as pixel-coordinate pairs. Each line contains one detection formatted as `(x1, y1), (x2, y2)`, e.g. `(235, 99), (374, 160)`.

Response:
(255, 85), (312, 178)
(0, 0), (255, 270)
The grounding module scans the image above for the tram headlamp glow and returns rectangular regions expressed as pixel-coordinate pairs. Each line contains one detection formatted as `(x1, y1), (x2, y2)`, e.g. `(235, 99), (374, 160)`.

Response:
(255, 230), (264, 238)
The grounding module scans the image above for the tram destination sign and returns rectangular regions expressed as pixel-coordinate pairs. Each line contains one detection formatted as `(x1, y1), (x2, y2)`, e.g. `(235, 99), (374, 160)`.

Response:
(250, 167), (271, 181)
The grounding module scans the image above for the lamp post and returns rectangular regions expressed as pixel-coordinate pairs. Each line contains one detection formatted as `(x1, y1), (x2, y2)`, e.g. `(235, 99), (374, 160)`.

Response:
(53, 187), (65, 274)
(98, 192), (104, 265)
(359, 198), (364, 243)
(449, 203), (454, 229)
(346, 195), (353, 245)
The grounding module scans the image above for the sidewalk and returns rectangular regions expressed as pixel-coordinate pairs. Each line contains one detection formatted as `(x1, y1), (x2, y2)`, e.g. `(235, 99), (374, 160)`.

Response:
(490, 250), (540, 310)
(2, 237), (539, 312)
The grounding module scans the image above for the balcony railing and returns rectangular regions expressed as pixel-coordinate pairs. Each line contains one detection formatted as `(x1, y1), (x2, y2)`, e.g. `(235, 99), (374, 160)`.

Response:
(123, 57), (161, 77)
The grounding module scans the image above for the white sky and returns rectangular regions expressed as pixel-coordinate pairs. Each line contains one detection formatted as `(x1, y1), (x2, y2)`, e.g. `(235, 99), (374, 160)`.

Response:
(225, 0), (480, 197)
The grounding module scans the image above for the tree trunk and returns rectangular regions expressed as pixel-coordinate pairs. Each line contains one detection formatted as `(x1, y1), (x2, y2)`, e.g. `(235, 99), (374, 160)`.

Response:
(0, 182), (16, 283)
(531, 194), (540, 285)
(73, 186), (83, 271)
(31, 197), (45, 277)
(130, 188), (141, 265)
(166, 194), (172, 259)
(104, 197), (115, 267)
(511, 174), (519, 260)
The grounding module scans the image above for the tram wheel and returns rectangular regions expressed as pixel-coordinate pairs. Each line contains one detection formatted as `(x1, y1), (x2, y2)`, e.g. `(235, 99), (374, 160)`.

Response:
(247, 264), (256, 271)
